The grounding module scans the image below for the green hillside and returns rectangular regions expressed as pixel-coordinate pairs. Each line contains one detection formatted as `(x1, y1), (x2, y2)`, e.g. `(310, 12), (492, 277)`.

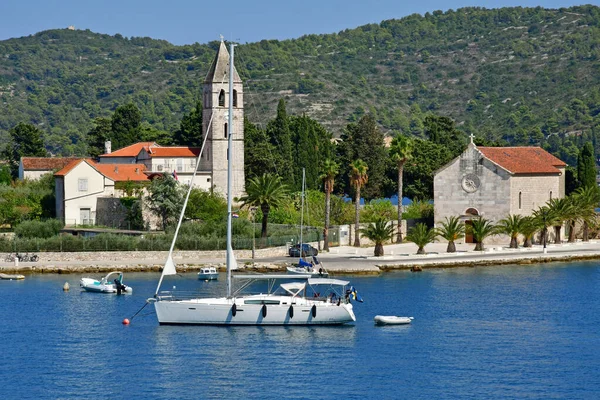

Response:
(0, 5), (599, 156)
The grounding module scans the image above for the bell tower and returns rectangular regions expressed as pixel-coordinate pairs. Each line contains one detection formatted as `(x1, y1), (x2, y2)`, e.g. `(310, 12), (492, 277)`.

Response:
(202, 40), (245, 198)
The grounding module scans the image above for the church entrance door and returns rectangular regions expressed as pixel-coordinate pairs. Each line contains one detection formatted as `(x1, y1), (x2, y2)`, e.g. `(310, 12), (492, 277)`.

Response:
(465, 221), (474, 243)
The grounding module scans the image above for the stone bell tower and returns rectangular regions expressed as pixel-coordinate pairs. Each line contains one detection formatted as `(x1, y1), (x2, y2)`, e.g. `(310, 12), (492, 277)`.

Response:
(201, 40), (245, 199)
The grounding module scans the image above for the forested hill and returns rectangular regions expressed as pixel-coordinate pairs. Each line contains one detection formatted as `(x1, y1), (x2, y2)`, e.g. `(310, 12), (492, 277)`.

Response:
(1, 5), (599, 156)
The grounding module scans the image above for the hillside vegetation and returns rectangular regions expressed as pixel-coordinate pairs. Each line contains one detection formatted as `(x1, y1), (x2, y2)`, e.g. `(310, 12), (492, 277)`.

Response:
(0, 5), (599, 156)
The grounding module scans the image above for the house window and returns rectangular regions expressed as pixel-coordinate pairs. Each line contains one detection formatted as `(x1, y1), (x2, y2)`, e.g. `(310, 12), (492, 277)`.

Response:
(157, 164), (163, 172)
(78, 178), (88, 192)
(177, 159), (183, 172)
(224, 123), (228, 138)
(233, 89), (238, 107)
(219, 89), (225, 107)
(519, 192), (522, 209)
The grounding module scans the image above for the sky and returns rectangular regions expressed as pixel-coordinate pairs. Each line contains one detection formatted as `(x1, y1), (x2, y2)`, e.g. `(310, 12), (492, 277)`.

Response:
(1, 0), (598, 45)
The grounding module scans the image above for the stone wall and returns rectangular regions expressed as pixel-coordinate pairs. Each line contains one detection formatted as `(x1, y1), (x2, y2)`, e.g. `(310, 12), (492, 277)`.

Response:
(96, 198), (129, 229)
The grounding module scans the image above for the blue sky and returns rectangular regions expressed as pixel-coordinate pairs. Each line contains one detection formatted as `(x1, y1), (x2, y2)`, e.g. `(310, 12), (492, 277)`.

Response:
(0, 1), (597, 45)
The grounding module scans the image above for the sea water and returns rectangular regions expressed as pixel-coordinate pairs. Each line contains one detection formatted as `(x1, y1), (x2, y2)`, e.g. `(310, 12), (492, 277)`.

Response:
(1, 261), (600, 399)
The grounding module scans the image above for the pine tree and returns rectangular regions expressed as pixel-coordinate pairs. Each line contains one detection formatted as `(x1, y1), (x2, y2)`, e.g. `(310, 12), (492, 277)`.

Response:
(111, 103), (142, 149)
(3, 123), (48, 178)
(87, 117), (112, 158)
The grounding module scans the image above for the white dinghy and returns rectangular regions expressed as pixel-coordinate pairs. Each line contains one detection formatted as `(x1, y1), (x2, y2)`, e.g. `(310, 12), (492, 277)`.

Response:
(80, 271), (132, 294)
(374, 315), (414, 325)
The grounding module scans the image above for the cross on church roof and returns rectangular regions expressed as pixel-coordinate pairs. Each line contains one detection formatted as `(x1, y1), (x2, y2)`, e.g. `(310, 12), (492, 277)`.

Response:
(219, 34), (224, 42)
(469, 133), (475, 144)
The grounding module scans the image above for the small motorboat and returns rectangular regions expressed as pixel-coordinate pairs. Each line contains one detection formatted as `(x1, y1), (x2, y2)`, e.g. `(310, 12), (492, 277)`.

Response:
(80, 271), (132, 294)
(197, 267), (218, 280)
(287, 256), (329, 277)
(0, 273), (25, 280)
(374, 315), (414, 325)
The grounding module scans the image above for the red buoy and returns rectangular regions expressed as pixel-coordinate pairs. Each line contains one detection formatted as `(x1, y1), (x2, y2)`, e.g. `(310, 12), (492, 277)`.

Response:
(122, 318), (130, 325)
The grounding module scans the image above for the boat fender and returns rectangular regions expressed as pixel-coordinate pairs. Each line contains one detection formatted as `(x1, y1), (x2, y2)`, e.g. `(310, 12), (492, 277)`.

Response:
(232, 303), (237, 317)
(288, 305), (294, 319)
(311, 304), (317, 318)
(262, 304), (267, 318)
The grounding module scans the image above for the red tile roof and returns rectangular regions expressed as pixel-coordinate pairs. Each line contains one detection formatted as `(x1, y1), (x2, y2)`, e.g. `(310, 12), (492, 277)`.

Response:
(99, 142), (155, 158)
(149, 147), (201, 157)
(54, 159), (149, 182)
(21, 157), (81, 171)
(478, 147), (566, 174)
(93, 163), (149, 182)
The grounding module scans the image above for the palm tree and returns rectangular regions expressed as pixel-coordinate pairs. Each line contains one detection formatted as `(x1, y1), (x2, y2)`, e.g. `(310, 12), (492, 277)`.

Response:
(389, 135), (412, 243)
(437, 216), (465, 253)
(546, 197), (573, 244)
(320, 159), (339, 252)
(406, 223), (437, 254)
(532, 206), (552, 249)
(238, 173), (289, 240)
(520, 216), (538, 248)
(349, 159), (368, 247)
(498, 214), (524, 248)
(574, 186), (600, 241)
(468, 217), (497, 251)
(359, 218), (394, 256)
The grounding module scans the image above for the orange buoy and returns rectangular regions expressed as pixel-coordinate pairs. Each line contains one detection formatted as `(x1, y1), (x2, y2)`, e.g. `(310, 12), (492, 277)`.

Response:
(122, 318), (130, 325)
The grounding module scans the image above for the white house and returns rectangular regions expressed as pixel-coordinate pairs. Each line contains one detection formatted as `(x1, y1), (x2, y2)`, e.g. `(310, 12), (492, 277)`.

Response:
(54, 159), (149, 226)
(19, 157), (81, 180)
(98, 142), (212, 190)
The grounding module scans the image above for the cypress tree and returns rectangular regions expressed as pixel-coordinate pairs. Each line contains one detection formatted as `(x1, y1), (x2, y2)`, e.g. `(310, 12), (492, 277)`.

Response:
(577, 142), (596, 188)
(266, 99), (294, 186)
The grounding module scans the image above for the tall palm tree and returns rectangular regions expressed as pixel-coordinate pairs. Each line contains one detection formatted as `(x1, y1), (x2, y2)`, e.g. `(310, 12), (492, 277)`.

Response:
(546, 197), (573, 244)
(349, 159), (368, 247)
(238, 173), (289, 240)
(389, 135), (412, 243)
(437, 216), (465, 253)
(406, 223), (437, 254)
(498, 214), (524, 248)
(574, 186), (600, 241)
(520, 216), (539, 248)
(359, 218), (394, 256)
(533, 206), (552, 249)
(320, 159), (339, 252)
(468, 217), (497, 251)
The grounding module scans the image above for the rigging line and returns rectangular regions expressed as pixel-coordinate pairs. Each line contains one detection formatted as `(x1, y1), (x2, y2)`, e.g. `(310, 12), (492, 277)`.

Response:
(129, 301), (150, 321)
(154, 69), (228, 296)
(235, 48), (281, 176)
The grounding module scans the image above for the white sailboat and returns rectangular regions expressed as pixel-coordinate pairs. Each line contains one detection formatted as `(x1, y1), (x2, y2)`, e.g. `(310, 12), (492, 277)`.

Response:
(149, 42), (356, 325)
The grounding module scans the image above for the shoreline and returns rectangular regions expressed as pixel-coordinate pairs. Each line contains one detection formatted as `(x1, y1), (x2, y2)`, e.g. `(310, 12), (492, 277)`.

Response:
(2, 242), (600, 275)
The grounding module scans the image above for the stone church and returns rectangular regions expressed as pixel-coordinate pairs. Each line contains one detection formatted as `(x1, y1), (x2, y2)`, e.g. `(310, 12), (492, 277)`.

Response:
(434, 137), (566, 243)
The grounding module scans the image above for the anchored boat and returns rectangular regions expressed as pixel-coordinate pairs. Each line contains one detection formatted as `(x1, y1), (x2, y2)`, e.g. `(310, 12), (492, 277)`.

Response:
(374, 316), (414, 325)
(80, 271), (132, 294)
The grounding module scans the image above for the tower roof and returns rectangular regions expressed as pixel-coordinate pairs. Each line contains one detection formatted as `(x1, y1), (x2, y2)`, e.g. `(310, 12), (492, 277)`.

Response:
(204, 41), (242, 84)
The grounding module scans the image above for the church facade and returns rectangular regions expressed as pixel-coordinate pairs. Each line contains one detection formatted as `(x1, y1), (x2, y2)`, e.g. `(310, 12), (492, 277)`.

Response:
(434, 140), (566, 242)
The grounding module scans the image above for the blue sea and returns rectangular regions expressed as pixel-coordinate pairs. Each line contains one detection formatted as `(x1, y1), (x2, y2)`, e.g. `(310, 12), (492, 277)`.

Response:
(2, 261), (600, 399)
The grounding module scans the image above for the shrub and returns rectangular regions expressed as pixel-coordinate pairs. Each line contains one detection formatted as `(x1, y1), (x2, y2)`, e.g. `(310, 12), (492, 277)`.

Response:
(15, 219), (64, 239)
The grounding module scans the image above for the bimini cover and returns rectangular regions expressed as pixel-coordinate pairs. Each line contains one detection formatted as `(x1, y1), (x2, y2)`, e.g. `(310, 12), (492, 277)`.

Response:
(280, 282), (306, 297)
(308, 278), (349, 286)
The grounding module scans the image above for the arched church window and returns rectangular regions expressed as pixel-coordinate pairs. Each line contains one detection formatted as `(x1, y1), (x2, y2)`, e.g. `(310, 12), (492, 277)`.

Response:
(233, 89), (238, 107)
(224, 123), (228, 138)
(549, 191), (553, 200)
(465, 208), (479, 216)
(219, 89), (225, 107)
(519, 192), (522, 209)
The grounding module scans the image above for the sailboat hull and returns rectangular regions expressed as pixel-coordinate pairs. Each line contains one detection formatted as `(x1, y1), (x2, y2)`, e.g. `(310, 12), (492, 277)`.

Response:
(154, 297), (355, 326)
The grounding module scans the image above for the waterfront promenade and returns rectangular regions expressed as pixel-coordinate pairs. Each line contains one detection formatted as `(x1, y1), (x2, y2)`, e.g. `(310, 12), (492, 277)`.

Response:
(2, 240), (600, 274)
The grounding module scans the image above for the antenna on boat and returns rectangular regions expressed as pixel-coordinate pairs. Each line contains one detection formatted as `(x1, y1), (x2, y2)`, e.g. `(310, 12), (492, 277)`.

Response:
(226, 43), (236, 298)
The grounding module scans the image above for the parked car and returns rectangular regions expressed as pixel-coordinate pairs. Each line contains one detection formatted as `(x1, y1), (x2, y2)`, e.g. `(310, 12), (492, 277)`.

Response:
(288, 244), (319, 258)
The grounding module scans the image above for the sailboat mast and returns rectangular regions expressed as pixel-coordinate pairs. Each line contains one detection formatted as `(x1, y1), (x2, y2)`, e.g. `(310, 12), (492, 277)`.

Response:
(226, 43), (235, 298)
(299, 168), (305, 253)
